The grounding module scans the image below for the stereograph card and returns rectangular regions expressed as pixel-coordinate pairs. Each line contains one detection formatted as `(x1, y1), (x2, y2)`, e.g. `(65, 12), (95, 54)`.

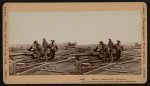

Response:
(3, 2), (147, 84)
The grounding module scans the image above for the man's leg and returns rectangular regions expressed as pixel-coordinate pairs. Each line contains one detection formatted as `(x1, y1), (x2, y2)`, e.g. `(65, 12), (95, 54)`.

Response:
(50, 51), (54, 61)
(51, 51), (55, 61)
(52, 51), (55, 61)
(103, 52), (106, 62)
(45, 50), (48, 62)
(116, 51), (121, 61)
(110, 50), (114, 62)
(50, 51), (52, 61)
(37, 51), (40, 62)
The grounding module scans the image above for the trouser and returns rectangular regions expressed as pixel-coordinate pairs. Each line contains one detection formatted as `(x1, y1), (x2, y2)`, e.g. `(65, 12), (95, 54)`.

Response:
(103, 52), (106, 61)
(32, 49), (43, 61)
(109, 49), (114, 62)
(116, 50), (121, 60)
(44, 50), (48, 61)
(37, 51), (41, 61)
(50, 51), (55, 61)
(37, 49), (43, 61)
(98, 51), (106, 61)
(42, 49), (48, 61)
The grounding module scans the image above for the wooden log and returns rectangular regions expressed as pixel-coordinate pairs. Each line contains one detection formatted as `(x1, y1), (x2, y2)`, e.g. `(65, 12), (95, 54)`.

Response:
(80, 56), (90, 59)
(16, 63), (43, 69)
(17, 59), (37, 63)
(81, 59), (90, 62)
(104, 69), (127, 73)
(81, 57), (98, 63)
(82, 63), (91, 66)
(10, 56), (27, 59)
(113, 65), (122, 68)
(16, 63), (26, 65)
(109, 67), (121, 70)
(38, 68), (56, 71)
(9, 53), (26, 56)
(89, 60), (103, 63)
(70, 53), (98, 57)
(83, 65), (99, 69)
(47, 70), (64, 73)
(55, 57), (75, 64)
(38, 68), (46, 71)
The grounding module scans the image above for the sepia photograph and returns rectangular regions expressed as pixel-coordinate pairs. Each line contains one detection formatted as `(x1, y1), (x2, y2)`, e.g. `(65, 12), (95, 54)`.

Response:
(3, 3), (147, 84)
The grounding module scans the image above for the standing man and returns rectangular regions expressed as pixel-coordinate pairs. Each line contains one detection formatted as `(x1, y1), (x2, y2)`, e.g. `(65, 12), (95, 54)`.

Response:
(115, 40), (124, 61)
(49, 40), (58, 61)
(108, 39), (115, 62)
(95, 41), (106, 62)
(42, 38), (49, 61)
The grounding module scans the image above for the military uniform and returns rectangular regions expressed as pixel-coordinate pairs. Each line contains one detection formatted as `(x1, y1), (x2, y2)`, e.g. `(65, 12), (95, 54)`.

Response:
(49, 40), (58, 61)
(115, 41), (124, 61)
(29, 44), (38, 58)
(95, 41), (106, 61)
(42, 39), (49, 61)
(42, 40), (49, 51)
(108, 39), (115, 62)
(29, 41), (42, 61)
(108, 41), (114, 49)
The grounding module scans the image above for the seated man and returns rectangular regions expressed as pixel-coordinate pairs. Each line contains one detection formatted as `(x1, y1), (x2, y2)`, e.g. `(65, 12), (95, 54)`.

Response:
(95, 41), (107, 62)
(29, 40), (42, 61)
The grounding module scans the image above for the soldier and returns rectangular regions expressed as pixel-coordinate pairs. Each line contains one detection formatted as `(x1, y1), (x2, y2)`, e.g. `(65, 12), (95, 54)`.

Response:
(29, 40), (38, 58)
(42, 38), (49, 61)
(95, 41), (107, 62)
(115, 40), (124, 61)
(108, 39), (115, 62)
(49, 40), (58, 61)
(29, 40), (42, 61)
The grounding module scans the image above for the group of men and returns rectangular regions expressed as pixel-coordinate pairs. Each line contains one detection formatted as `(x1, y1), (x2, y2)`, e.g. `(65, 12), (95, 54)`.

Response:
(95, 39), (124, 62)
(28, 38), (123, 74)
(28, 38), (123, 63)
(29, 38), (58, 62)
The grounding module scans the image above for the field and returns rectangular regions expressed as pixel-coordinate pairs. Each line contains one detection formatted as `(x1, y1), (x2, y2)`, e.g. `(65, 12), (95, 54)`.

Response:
(9, 43), (141, 75)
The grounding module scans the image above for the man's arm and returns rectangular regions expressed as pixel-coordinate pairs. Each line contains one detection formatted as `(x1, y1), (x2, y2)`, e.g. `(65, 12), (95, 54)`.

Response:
(28, 45), (33, 51)
(95, 46), (98, 52)
(121, 46), (124, 51)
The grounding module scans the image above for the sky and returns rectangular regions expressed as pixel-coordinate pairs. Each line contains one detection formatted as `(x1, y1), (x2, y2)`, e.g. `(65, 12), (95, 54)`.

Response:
(9, 11), (141, 45)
